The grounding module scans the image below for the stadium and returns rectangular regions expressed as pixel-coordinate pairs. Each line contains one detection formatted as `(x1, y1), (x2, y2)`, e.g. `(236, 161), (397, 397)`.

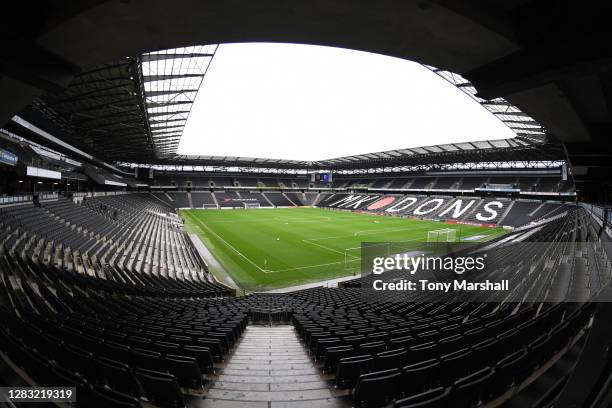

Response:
(1, 2), (612, 408)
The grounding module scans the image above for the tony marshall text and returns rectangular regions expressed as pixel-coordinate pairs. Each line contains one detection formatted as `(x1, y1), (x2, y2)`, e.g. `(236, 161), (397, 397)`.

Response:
(372, 279), (509, 292)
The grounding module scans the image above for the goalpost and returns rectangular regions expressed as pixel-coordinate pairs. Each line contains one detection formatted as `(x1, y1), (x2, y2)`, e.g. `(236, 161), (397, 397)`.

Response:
(427, 228), (457, 244)
(343, 242), (391, 275)
(244, 202), (261, 209)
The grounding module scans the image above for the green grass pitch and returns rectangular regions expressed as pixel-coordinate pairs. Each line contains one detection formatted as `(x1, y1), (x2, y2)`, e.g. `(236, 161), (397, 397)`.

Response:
(182, 207), (506, 292)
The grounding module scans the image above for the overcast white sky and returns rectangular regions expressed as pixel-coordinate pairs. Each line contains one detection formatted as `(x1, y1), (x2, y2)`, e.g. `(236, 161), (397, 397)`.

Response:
(177, 43), (515, 161)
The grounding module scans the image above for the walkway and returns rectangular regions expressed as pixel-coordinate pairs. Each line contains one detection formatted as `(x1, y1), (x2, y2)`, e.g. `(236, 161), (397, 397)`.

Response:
(201, 325), (350, 408)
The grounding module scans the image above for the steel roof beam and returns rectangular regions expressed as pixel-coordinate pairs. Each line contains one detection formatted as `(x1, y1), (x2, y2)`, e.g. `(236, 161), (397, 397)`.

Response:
(141, 53), (214, 62)
(142, 73), (206, 82)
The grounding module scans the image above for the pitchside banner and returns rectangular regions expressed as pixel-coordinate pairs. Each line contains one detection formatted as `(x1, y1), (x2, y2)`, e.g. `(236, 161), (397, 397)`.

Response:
(360, 241), (612, 303)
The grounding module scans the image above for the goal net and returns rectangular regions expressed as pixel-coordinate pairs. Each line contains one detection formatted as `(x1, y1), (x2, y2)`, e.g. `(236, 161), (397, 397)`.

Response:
(427, 228), (457, 244)
(244, 202), (261, 209)
(202, 203), (218, 209)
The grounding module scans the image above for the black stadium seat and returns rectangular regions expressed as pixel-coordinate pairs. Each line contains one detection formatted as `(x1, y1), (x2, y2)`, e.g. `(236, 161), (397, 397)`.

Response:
(394, 386), (451, 408)
(471, 337), (498, 367)
(354, 368), (403, 407)
(488, 348), (528, 396)
(359, 340), (386, 355)
(135, 368), (185, 408)
(401, 359), (441, 396)
(407, 342), (439, 365)
(182, 345), (215, 374)
(164, 354), (203, 388)
(155, 341), (181, 355)
(323, 345), (354, 373)
(196, 338), (224, 360)
(440, 348), (473, 385)
(336, 355), (374, 388)
(373, 348), (408, 371)
(94, 357), (140, 396)
(131, 348), (165, 372)
(389, 335), (415, 349)
(63, 344), (95, 379)
(452, 366), (495, 407)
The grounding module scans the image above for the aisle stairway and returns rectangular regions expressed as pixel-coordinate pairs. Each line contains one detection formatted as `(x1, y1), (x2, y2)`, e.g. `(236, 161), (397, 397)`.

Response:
(203, 325), (350, 408)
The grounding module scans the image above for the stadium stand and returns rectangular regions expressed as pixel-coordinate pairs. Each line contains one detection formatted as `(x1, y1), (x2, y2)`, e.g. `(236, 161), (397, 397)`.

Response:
(500, 200), (543, 227)
(431, 177), (455, 190)
(0, 154), (604, 408)
(317, 193), (581, 230)
(209, 178), (232, 188)
(187, 175), (211, 188)
(371, 178), (392, 188)
(264, 192), (295, 207)
(407, 178), (432, 190)
(278, 178), (295, 188)
(142, 172), (575, 197)
(283, 192), (304, 206)
(191, 192), (216, 209)
(459, 177), (488, 190)
(235, 178), (258, 187)
(151, 193), (174, 207)
(167, 192), (190, 209)
(2, 203), (604, 407)
(214, 192), (243, 208)
(239, 191), (272, 207)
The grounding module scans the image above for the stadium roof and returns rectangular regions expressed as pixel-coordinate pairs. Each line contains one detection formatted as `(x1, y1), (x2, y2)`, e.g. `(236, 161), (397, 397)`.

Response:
(13, 43), (553, 169)
(424, 66), (546, 143)
(150, 134), (564, 170)
(15, 46), (217, 162)
(141, 46), (218, 156)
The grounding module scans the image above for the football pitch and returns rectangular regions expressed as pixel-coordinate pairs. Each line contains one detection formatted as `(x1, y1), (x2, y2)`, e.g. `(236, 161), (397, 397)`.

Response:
(182, 207), (506, 292)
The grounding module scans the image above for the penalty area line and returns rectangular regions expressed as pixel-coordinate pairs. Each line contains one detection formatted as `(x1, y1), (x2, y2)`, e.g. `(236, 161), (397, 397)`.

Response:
(264, 259), (359, 273)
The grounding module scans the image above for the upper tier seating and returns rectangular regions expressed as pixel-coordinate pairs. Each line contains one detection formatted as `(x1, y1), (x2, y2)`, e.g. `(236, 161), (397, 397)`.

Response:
(432, 177), (457, 190)
(371, 178), (392, 188)
(148, 173), (573, 194)
(209, 178), (232, 188)
(238, 191), (272, 207)
(459, 177), (487, 190)
(264, 192), (294, 206)
(214, 192), (243, 208)
(167, 193), (190, 209)
(191, 192), (216, 208)
(389, 178), (411, 188)
(537, 178), (562, 192)
(235, 178), (258, 187)
(283, 192), (304, 206)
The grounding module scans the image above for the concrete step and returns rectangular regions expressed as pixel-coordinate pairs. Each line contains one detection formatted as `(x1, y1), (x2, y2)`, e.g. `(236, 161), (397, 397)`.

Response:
(201, 325), (351, 408)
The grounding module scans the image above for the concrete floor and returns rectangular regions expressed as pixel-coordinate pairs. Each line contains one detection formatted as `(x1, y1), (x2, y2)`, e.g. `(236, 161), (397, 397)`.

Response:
(198, 325), (352, 408)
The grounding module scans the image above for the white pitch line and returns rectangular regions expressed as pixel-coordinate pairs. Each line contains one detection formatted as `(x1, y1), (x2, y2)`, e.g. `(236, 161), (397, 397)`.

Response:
(305, 223), (434, 242)
(302, 239), (360, 260)
(265, 259), (359, 273)
(274, 216), (332, 222)
(353, 224), (433, 237)
(193, 219), (269, 274)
